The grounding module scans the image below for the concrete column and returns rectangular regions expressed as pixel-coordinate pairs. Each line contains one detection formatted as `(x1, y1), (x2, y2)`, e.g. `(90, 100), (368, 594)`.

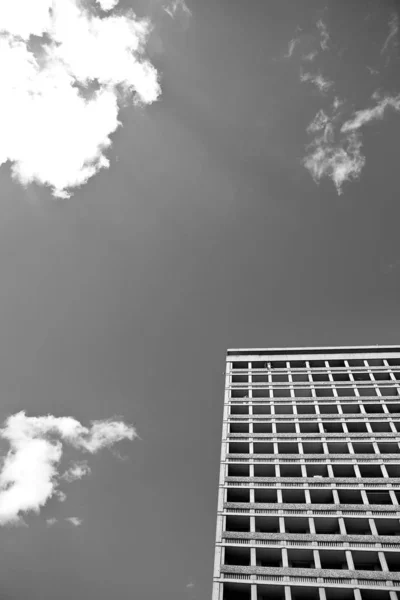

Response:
(318, 588), (327, 600)
(305, 488), (312, 504)
(313, 549), (321, 569)
(360, 489), (369, 505)
(345, 550), (355, 570)
(381, 463), (390, 478)
(251, 584), (257, 600)
(353, 590), (362, 600)
(389, 592), (398, 600)
(389, 489), (399, 505)
(332, 489), (340, 504)
(279, 516), (285, 533)
(284, 587), (292, 600)
(378, 551), (389, 572)
(282, 547), (289, 568)
(309, 517), (316, 534)
(250, 547), (257, 566)
(338, 517), (347, 535)
(369, 518), (378, 536)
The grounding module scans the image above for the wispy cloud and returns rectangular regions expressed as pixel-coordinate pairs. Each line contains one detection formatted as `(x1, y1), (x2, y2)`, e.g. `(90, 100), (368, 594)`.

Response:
(316, 19), (330, 50)
(302, 51), (317, 62)
(0, 412), (137, 525)
(0, 0), (160, 199)
(284, 38), (300, 58)
(62, 461), (91, 483)
(66, 517), (82, 527)
(304, 102), (366, 195)
(163, 0), (191, 20)
(46, 517), (57, 526)
(341, 94), (400, 132)
(300, 71), (333, 93)
(381, 13), (398, 54)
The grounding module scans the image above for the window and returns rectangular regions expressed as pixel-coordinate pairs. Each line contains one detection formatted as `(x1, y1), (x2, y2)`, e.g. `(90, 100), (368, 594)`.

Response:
(375, 518), (400, 536)
(297, 404), (316, 414)
(327, 442), (350, 454)
(352, 550), (381, 571)
(230, 423), (249, 434)
(282, 489), (306, 504)
(284, 517), (309, 533)
(278, 442), (298, 454)
(314, 517), (340, 534)
(253, 422), (272, 434)
(385, 552), (400, 571)
(257, 585), (285, 600)
(352, 442), (375, 454)
(366, 491), (393, 505)
(337, 490), (364, 504)
(223, 583), (251, 600)
(229, 442), (249, 454)
(378, 441), (400, 453)
(319, 550), (347, 569)
(254, 489), (277, 504)
(306, 464), (329, 478)
(358, 464), (383, 478)
(231, 389), (249, 398)
(231, 405), (248, 415)
(344, 518), (371, 535)
(256, 548), (282, 567)
(322, 421), (343, 432)
(224, 547), (250, 566)
(299, 422), (319, 433)
(228, 464), (250, 477)
(254, 464), (275, 478)
(287, 549), (314, 568)
(225, 516), (250, 532)
(254, 442), (273, 454)
(319, 404), (338, 414)
(346, 421), (367, 433)
(310, 489), (334, 504)
(280, 464), (302, 478)
(232, 374), (248, 383)
(332, 464), (355, 478)
(255, 516), (279, 533)
(227, 488), (250, 503)
(232, 362), (248, 370)
(303, 442), (324, 454)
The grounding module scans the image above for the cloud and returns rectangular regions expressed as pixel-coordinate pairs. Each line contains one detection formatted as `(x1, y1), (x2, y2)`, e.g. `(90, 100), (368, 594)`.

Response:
(304, 106), (366, 195)
(284, 38), (300, 58)
(381, 13), (398, 54)
(341, 94), (400, 132)
(62, 461), (91, 482)
(186, 582), (195, 588)
(0, 411), (136, 525)
(164, 0), (191, 20)
(302, 51), (317, 62)
(0, 0), (160, 199)
(316, 19), (330, 50)
(300, 71), (333, 93)
(66, 517), (82, 526)
(46, 517), (57, 526)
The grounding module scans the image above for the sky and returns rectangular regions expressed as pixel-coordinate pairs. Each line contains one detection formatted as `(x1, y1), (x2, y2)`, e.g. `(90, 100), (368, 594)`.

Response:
(0, 0), (400, 598)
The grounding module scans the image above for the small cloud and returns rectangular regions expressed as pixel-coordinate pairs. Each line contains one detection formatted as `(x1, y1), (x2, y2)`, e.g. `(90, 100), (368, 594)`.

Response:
(186, 582), (195, 589)
(300, 71), (333, 93)
(302, 51), (317, 62)
(46, 517), (57, 526)
(304, 111), (366, 195)
(341, 94), (400, 132)
(55, 490), (67, 503)
(66, 517), (82, 527)
(62, 461), (91, 483)
(164, 0), (191, 20)
(366, 66), (379, 76)
(381, 13), (398, 54)
(0, 412), (137, 525)
(316, 19), (330, 50)
(284, 38), (300, 58)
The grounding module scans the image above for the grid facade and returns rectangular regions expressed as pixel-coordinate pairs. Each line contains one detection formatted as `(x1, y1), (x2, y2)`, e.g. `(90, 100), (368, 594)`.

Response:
(212, 346), (400, 600)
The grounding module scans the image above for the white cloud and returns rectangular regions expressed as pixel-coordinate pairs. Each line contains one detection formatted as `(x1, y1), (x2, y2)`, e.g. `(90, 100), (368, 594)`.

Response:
(304, 106), (366, 195)
(381, 13), (398, 54)
(302, 51), (317, 62)
(0, 0), (160, 198)
(186, 582), (195, 588)
(341, 94), (400, 132)
(284, 38), (299, 58)
(62, 461), (91, 483)
(46, 517), (57, 526)
(316, 19), (330, 51)
(0, 411), (136, 525)
(66, 517), (82, 526)
(300, 71), (333, 93)
(164, 0), (191, 19)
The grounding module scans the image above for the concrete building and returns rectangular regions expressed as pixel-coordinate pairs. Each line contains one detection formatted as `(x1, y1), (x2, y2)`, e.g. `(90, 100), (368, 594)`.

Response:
(212, 346), (400, 600)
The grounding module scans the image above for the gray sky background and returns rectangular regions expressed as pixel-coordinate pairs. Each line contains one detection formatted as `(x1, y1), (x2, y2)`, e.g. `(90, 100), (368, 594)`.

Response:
(1, 0), (400, 598)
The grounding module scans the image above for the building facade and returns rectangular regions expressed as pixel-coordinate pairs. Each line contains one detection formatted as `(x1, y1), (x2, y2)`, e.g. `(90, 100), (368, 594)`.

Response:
(212, 346), (400, 600)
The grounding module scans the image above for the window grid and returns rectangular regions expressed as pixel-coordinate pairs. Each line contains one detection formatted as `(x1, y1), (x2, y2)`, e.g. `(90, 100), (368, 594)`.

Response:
(214, 349), (400, 600)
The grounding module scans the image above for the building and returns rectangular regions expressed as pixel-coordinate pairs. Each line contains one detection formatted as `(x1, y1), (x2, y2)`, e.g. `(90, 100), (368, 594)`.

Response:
(212, 346), (400, 600)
